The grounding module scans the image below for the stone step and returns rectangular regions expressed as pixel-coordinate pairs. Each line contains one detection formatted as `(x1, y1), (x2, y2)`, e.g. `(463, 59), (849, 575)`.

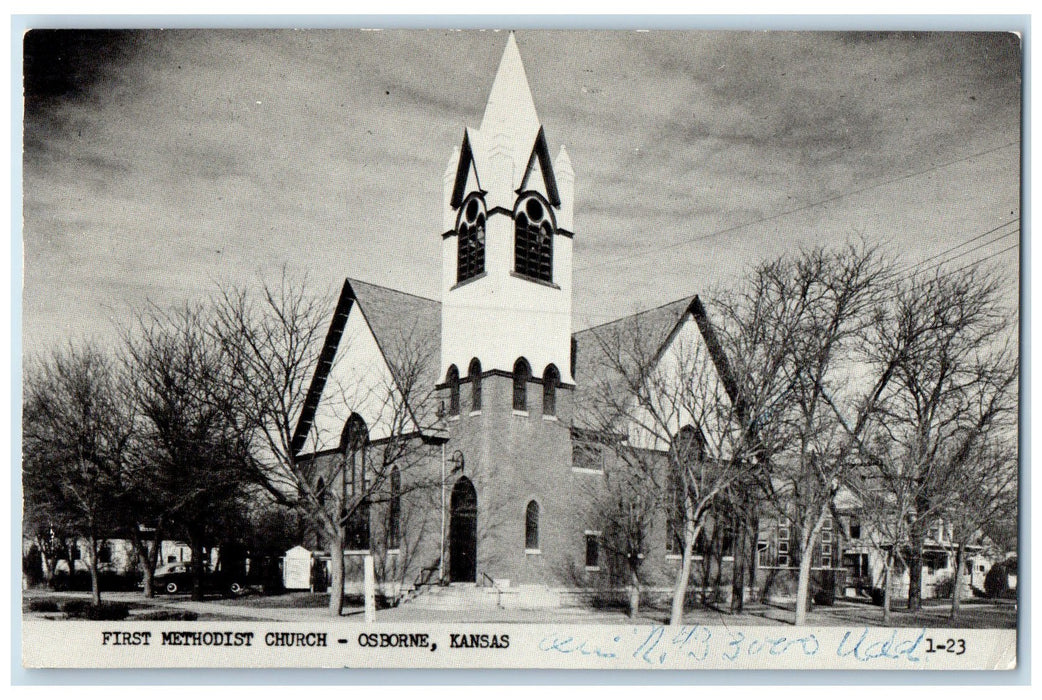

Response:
(403, 584), (501, 611)
(401, 583), (562, 611)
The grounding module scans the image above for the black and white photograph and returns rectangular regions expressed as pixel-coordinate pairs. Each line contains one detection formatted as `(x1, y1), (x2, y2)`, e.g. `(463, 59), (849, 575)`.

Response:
(18, 27), (1021, 670)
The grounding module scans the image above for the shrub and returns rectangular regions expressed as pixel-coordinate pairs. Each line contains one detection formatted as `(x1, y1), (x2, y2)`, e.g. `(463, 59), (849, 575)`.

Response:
(84, 602), (130, 621)
(933, 574), (955, 599)
(59, 599), (93, 616)
(135, 610), (199, 621)
(60, 600), (130, 620)
(868, 587), (885, 606)
(27, 598), (60, 613)
(984, 562), (1012, 599)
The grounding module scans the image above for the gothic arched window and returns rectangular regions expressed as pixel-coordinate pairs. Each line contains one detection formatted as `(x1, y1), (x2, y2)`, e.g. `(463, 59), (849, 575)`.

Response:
(468, 358), (482, 412)
(525, 500), (540, 550)
(341, 413), (370, 551)
(316, 477), (327, 509)
(666, 425), (703, 554)
(388, 467), (401, 550)
(513, 357), (531, 411)
(446, 365), (460, 416)
(514, 193), (554, 283)
(676, 425), (704, 464)
(457, 194), (487, 283)
(542, 364), (559, 416)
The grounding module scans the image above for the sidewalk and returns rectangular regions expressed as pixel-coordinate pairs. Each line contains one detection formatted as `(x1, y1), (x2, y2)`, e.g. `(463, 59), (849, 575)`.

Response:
(146, 598), (364, 622)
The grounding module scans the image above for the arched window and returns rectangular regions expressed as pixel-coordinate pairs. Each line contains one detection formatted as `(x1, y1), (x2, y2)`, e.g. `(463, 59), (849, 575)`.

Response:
(388, 467), (401, 550)
(341, 413), (369, 495)
(341, 413), (370, 551)
(665, 464), (684, 554)
(666, 425), (702, 554)
(542, 364), (559, 416)
(514, 193), (554, 282)
(457, 194), (487, 283)
(513, 357), (531, 411)
(525, 500), (540, 550)
(468, 358), (482, 412)
(316, 477), (327, 509)
(446, 365), (460, 416)
(315, 477), (328, 549)
(675, 425), (704, 464)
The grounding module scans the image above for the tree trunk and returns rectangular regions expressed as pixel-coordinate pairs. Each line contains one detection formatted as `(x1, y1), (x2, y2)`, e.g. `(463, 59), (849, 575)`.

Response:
(794, 511), (826, 625)
(87, 536), (101, 606)
(328, 531), (345, 618)
(949, 542), (965, 623)
(882, 551), (893, 626)
(628, 568), (641, 619)
(669, 521), (703, 625)
(190, 538), (206, 601)
(131, 529), (155, 598)
(907, 510), (926, 611)
(37, 540), (55, 585)
(793, 543), (815, 625)
(747, 510), (760, 605)
(65, 541), (78, 590)
(731, 522), (747, 613)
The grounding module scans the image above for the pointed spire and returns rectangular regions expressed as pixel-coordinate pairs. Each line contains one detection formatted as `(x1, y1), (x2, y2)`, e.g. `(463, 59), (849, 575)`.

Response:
(444, 147), (460, 179)
(554, 144), (574, 179)
(479, 32), (541, 142)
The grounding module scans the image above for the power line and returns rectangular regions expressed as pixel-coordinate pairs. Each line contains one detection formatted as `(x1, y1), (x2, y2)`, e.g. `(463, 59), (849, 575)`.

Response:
(910, 229), (1019, 277)
(937, 243), (1019, 279)
(574, 141), (1018, 274)
(891, 218), (1019, 278)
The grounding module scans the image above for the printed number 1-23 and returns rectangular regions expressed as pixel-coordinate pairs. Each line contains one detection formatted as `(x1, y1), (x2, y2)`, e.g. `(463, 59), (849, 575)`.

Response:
(926, 638), (966, 655)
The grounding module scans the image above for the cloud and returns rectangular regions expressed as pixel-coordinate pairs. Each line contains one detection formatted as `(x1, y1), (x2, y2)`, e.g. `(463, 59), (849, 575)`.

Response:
(21, 29), (1021, 355)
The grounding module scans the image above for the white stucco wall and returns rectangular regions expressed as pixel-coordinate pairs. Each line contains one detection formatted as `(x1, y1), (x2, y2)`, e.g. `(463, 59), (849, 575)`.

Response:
(626, 312), (735, 454)
(307, 306), (417, 452)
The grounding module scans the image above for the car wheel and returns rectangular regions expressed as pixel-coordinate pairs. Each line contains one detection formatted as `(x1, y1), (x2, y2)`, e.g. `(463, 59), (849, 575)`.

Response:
(229, 582), (244, 596)
(165, 581), (179, 594)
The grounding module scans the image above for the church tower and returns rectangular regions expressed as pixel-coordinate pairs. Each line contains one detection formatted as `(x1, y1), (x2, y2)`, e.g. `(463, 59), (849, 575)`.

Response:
(441, 33), (575, 384)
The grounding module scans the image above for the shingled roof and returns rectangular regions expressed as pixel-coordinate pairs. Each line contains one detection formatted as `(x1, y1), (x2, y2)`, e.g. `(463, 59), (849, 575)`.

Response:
(292, 277), (736, 451)
(291, 278), (442, 454)
(570, 295), (741, 432)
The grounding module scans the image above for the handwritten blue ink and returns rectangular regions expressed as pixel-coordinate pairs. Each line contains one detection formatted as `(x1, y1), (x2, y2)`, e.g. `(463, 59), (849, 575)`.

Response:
(836, 628), (925, 664)
(538, 634), (617, 659)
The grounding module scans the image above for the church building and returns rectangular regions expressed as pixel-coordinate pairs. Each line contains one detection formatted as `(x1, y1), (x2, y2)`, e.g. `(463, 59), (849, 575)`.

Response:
(291, 34), (773, 604)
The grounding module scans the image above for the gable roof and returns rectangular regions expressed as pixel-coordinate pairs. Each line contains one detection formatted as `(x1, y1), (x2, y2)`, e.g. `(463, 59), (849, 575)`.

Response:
(292, 276), (739, 452)
(291, 278), (442, 454)
(570, 295), (742, 432)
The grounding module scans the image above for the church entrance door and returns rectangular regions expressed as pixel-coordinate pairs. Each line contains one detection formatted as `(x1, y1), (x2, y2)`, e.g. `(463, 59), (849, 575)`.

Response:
(449, 477), (477, 583)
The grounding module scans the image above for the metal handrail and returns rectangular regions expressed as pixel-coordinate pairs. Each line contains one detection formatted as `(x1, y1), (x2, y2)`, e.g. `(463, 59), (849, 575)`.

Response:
(413, 557), (442, 591)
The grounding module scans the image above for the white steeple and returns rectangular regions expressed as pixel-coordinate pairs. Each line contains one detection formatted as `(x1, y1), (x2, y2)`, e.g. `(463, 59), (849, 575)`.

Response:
(440, 33), (575, 383)
(479, 32), (542, 157)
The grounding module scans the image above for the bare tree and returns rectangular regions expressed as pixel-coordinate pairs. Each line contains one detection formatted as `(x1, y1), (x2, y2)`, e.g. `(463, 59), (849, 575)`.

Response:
(944, 439), (1017, 622)
(212, 272), (441, 617)
(584, 298), (763, 625)
(726, 243), (895, 625)
(124, 303), (254, 600)
(22, 344), (136, 605)
(574, 430), (659, 618)
(845, 266), (1017, 614)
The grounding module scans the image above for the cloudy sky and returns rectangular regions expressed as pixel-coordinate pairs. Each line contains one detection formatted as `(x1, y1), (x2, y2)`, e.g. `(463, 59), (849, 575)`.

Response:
(22, 29), (1021, 356)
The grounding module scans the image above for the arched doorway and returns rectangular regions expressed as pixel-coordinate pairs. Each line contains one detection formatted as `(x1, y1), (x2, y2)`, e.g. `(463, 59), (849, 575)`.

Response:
(449, 477), (477, 583)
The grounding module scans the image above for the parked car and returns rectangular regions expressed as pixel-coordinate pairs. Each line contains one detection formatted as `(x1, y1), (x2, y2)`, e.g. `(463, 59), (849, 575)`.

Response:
(141, 562), (246, 596)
